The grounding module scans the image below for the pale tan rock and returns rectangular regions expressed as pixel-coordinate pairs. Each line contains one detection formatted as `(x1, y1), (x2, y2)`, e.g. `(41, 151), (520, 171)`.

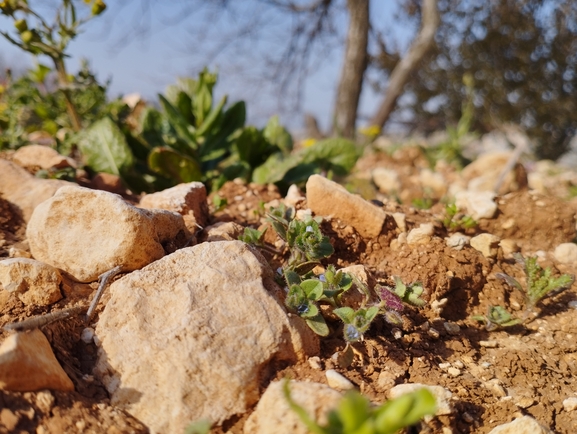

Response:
(244, 380), (342, 434)
(554, 243), (577, 265)
(0, 159), (72, 222)
(461, 151), (516, 193)
(372, 167), (401, 195)
(0, 258), (62, 306)
(27, 185), (188, 282)
(391, 212), (407, 232)
(325, 369), (355, 391)
(455, 190), (497, 220)
(419, 168), (447, 197)
(499, 239), (519, 258)
(389, 383), (452, 416)
(407, 223), (434, 246)
(306, 175), (386, 238)
(139, 182), (209, 231)
(284, 184), (306, 208)
(487, 416), (553, 434)
(0, 329), (74, 392)
(200, 221), (244, 242)
(12, 144), (76, 170)
(445, 232), (470, 251)
(94, 241), (318, 434)
(471, 233), (501, 258)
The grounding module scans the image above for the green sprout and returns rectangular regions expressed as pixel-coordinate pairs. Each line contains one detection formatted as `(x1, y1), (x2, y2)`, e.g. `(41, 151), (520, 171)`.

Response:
(318, 264), (353, 306)
(389, 277), (427, 308)
(441, 203), (477, 231)
(267, 204), (334, 275)
(238, 226), (266, 246)
(411, 197), (433, 210)
(283, 380), (437, 434)
(284, 269), (329, 336)
(334, 306), (379, 343)
(471, 305), (522, 331)
(212, 194), (228, 212)
(496, 253), (574, 320)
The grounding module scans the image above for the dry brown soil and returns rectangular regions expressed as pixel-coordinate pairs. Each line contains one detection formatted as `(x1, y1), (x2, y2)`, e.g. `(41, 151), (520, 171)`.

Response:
(1, 150), (577, 434)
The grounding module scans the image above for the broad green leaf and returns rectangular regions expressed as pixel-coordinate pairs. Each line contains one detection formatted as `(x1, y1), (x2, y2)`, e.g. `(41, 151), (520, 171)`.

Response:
(284, 269), (301, 287)
(78, 117), (134, 176)
(193, 79), (212, 127)
(300, 279), (324, 300)
(305, 313), (329, 336)
(374, 389), (436, 434)
(148, 147), (202, 183)
(252, 152), (301, 184)
(196, 95), (227, 138)
(337, 391), (372, 432)
(365, 306), (380, 323)
(300, 303), (319, 318)
(263, 115), (293, 155)
(174, 90), (194, 125)
(159, 94), (198, 150)
(300, 138), (359, 176)
(334, 307), (355, 323)
(234, 126), (275, 168)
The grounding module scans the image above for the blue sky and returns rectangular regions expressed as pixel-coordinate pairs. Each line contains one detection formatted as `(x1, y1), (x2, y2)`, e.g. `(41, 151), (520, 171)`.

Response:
(0, 1), (416, 132)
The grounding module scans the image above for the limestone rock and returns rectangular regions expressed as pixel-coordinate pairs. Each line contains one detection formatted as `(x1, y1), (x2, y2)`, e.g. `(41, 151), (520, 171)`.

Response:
(12, 144), (76, 170)
(562, 397), (577, 412)
(325, 369), (355, 391)
(139, 182), (209, 232)
(487, 416), (553, 434)
(200, 221), (245, 242)
(0, 159), (72, 222)
(391, 212), (407, 232)
(455, 190), (497, 220)
(27, 185), (188, 282)
(244, 380), (342, 434)
(389, 383), (452, 416)
(284, 184), (306, 208)
(0, 258), (62, 306)
(470, 233), (501, 258)
(372, 168), (401, 195)
(94, 241), (318, 434)
(445, 232), (470, 251)
(554, 243), (577, 265)
(407, 223), (434, 246)
(306, 175), (386, 238)
(0, 329), (74, 392)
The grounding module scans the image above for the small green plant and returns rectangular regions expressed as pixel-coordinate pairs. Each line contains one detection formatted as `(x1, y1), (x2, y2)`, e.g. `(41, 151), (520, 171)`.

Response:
(334, 306), (379, 343)
(388, 277), (427, 308)
(441, 203), (477, 231)
(283, 380), (437, 434)
(212, 194), (228, 213)
(495, 253), (574, 320)
(411, 197), (433, 210)
(238, 226), (267, 246)
(266, 204), (334, 275)
(471, 305), (522, 331)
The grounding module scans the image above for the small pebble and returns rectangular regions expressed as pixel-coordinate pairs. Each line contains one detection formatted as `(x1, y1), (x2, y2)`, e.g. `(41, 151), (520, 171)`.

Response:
(76, 420), (87, 430)
(479, 340), (498, 348)
(453, 360), (464, 369)
(462, 412), (474, 423)
(81, 327), (95, 344)
(0, 409), (19, 431)
(35, 391), (55, 414)
(515, 397), (535, 408)
(325, 369), (355, 391)
(568, 300), (577, 309)
(563, 397), (577, 412)
(308, 356), (322, 370)
(439, 362), (451, 370)
(392, 328), (403, 340)
(447, 367), (461, 377)
(444, 322), (461, 335)
(427, 327), (440, 339)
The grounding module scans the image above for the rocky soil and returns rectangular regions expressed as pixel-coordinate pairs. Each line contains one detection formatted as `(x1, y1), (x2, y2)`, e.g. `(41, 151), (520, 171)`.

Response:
(1, 134), (577, 434)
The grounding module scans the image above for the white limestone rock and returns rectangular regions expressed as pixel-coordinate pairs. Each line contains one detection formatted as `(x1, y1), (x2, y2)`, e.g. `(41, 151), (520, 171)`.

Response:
(12, 144), (76, 170)
(372, 167), (401, 195)
(407, 223), (434, 246)
(306, 175), (386, 238)
(554, 243), (577, 265)
(138, 182), (209, 232)
(470, 233), (501, 258)
(445, 232), (470, 251)
(0, 159), (71, 222)
(455, 190), (497, 220)
(0, 258), (62, 306)
(94, 241), (319, 434)
(244, 380), (342, 434)
(0, 329), (74, 392)
(487, 416), (553, 434)
(325, 369), (355, 391)
(26, 185), (188, 282)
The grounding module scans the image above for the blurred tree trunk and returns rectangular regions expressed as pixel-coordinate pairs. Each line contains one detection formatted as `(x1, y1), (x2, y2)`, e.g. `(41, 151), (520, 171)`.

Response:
(332, 0), (369, 138)
(369, 0), (439, 130)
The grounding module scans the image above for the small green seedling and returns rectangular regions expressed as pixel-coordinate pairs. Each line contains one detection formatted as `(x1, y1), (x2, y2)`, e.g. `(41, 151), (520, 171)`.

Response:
(442, 203), (477, 231)
(389, 277), (427, 308)
(319, 264), (354, 306)
(284, 269), (329, 336)
(283, 380), (437, 434)
(185, 419), (211, 434)
(334, 306), (379, 343)
(496, 253), (574, 320)
(267, 204), (334, 275)
(238, 226), (266, 246)
(411, 197), (433, 210)
(471, 305), (522, 331)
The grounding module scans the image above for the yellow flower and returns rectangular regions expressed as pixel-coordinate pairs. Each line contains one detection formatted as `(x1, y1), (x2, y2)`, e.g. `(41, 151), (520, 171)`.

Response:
(301, 138), (317, 148)
(359, 125), (381, 138)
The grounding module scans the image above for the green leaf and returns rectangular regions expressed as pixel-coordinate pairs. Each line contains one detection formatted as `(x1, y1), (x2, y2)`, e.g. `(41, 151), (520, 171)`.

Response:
(196, 95), (226, 139)
(159, 94), (198, 150)
(185, 419), (212, 434)
(148, 147), (202, 183)
(284, 269), (302, 287)
(300, 138), (359, 176)
(263, 115), (293, 155)
(234, 126), (276, 168)
(78, 117), (134, 177)
(334, 307), (355, 324)
(374, 389), (436, 434)
(305, 313), (329, 336)
(300, 303), (319, 318)
(300, 279), (324, 300)
(337, 391), (372, 432)
(365, 306), (380, 323)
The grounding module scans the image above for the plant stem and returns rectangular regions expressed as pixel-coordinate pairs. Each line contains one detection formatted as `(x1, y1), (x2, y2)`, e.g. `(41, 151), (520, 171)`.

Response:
(53, 55), (82, 131)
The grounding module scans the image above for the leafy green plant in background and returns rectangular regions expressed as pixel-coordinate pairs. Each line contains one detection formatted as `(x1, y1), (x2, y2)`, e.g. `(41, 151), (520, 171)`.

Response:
(0, 0), (107, 133)
(441, 203), (477, 231)
(283, 380), (437, 434)
(495, 253), (574, 321)
(420, 73), (476, 170)
(411, 197), (433, 210)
